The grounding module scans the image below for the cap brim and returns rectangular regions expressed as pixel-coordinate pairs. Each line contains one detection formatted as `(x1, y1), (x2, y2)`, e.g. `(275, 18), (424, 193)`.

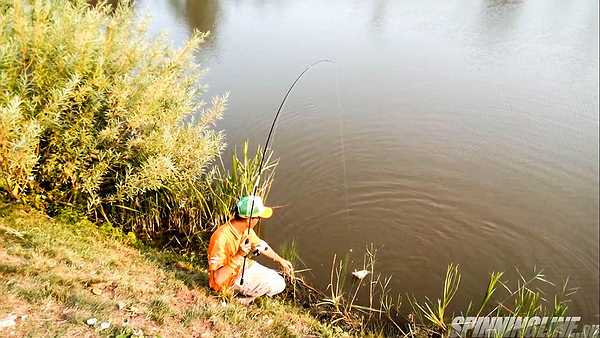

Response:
(259, 207), (273, 219)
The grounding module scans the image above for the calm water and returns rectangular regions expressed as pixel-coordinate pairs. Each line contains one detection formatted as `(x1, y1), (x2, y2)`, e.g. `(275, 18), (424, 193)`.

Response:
(135, 0), (599, 320)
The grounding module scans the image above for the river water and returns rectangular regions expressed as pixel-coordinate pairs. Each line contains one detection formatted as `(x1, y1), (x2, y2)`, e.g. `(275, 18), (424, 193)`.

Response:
(133, 0), (598, 321)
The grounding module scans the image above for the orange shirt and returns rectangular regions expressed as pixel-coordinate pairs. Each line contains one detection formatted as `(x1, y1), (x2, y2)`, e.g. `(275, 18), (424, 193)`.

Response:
(207, 221), (263, 291)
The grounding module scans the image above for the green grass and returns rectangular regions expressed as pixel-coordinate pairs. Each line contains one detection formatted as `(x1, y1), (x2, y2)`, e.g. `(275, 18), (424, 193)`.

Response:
(0, 202), (341, 337)
(0, 200), (578, 338)
(146, 299), (172, 325)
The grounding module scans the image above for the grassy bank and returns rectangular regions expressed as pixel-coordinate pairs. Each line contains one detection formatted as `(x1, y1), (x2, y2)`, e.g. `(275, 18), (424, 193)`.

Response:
(0, 202), (343, 337)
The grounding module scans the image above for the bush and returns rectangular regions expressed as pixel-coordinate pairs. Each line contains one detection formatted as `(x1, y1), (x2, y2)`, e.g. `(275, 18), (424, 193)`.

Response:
(0, 0), (255, 243)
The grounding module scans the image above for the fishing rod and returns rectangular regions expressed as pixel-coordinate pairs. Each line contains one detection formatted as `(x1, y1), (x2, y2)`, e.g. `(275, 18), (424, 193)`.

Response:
(240, 59), (333, 285)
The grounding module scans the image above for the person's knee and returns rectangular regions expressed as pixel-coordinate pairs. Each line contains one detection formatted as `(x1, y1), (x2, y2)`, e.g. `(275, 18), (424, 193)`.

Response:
(268, 274), (286, 296)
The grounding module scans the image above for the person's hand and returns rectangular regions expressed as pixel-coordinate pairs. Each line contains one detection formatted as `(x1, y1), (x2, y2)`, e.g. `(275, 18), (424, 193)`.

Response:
(237, 235), (251, 257)
(278, 258), (294, 276)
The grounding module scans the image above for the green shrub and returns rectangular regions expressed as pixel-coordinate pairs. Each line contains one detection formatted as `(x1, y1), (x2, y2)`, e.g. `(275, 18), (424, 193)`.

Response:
(0, 0), (270, 243)
(0, 97), (41, 200)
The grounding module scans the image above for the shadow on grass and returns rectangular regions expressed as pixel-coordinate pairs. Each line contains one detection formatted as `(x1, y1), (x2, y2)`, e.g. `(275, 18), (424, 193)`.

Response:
(137, 244), (209, 289)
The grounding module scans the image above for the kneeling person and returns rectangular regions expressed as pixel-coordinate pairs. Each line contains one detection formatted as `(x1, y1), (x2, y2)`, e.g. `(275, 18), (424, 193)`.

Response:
(207, 196), (293, 301)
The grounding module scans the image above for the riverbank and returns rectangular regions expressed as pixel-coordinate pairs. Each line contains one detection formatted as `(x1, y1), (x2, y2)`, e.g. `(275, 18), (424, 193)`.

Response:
(1, 2), (587, 336)
(0, 202), (345, 337)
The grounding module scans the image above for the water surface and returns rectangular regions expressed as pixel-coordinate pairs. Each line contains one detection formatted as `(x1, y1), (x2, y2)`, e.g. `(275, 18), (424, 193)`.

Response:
(136, 0), (599, 320)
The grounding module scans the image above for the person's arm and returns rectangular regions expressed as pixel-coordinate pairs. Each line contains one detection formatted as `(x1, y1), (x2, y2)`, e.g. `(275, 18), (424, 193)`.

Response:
(210, 235), (251, 287)
(250, 237), (293, 276)
(259, 244), (294, 276)
(211, 255), (244, 286)
(247, 229), (294, 275)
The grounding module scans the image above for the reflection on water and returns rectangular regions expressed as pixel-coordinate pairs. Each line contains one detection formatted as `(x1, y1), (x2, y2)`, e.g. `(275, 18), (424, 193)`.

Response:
(166, 0), (220, 47)
(133, 0), (598, 320)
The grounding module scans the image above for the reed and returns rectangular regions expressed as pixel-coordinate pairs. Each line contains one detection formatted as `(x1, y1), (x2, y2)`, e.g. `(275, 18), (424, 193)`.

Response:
(0, 0), (278, 249)
(409, 263), (460, 332)
(205, 141), (277, 228)
(309, 245), (406, 334)
(407, 265), (577, 337)
(285, 246), (577, 337)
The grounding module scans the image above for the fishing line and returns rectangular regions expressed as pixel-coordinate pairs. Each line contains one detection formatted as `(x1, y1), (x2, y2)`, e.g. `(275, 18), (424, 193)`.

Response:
(240, 59), (334, 285)
(334, 65), (350, 219)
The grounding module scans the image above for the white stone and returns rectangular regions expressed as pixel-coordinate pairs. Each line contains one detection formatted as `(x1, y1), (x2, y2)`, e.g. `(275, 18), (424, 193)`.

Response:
(0, 314), (17, 329)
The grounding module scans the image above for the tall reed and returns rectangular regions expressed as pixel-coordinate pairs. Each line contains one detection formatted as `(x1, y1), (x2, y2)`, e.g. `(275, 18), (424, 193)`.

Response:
(0, 1), (280, 248)
(408, 265), (576, 337)
(285, 246), (577, 337)
(205, 141), (277, 228)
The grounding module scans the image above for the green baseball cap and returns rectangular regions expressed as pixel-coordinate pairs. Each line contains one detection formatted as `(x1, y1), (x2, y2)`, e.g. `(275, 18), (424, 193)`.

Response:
(236, 196), (273, 219)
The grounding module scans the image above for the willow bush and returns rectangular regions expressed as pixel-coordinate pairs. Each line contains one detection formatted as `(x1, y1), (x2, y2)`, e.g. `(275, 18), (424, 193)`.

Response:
(0, 0), (272, 245)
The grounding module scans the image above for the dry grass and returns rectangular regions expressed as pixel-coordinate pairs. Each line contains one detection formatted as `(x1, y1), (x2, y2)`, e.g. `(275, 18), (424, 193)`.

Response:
(0, 202), (341, 337)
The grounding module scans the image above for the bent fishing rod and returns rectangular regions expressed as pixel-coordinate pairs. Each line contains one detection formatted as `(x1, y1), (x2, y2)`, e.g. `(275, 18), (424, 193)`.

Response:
(240, 59), (333, 285)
